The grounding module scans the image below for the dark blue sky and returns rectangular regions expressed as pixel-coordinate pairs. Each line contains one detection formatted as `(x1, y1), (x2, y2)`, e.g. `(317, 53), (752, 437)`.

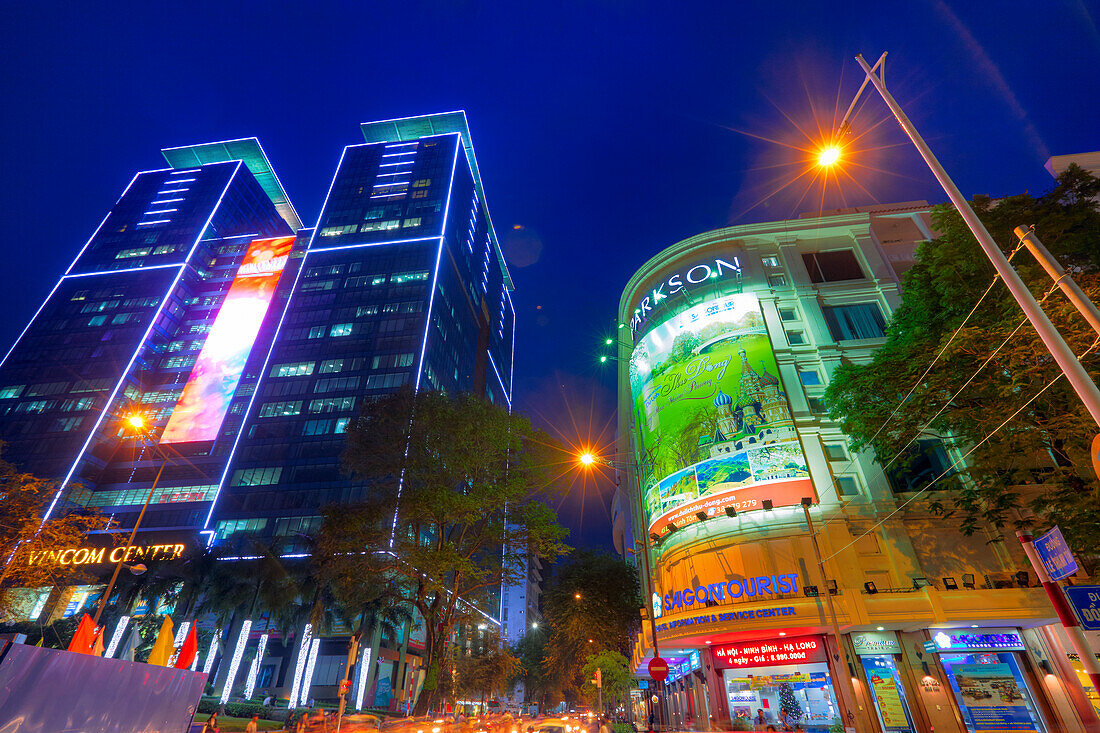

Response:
(3, 1), (1097, 549)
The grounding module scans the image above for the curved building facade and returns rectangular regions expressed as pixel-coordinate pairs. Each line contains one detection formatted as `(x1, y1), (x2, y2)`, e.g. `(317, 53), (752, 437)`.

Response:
(616, 205), (1099, 733)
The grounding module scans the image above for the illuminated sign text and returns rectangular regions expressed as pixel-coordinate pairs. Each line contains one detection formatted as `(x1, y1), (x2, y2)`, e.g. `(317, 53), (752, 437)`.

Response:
(630, 256), (741, 337)
(25, 543), (186, 567)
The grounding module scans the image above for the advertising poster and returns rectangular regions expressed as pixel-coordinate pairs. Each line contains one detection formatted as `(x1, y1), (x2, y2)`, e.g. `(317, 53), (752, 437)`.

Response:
(629, 293), (813, 533)
(952, 663), (1037, 731)
(162, 236), (293, 443)
(867, 671), (911, 732)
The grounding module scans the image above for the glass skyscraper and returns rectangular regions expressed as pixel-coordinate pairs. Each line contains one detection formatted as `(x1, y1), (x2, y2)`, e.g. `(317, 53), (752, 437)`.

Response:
(0, 110), (514, 591)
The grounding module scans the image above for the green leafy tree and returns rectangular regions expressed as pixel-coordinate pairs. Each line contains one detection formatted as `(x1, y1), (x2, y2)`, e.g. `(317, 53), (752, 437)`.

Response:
(825, 165), (1100, 558)
(0, 450), (110, 619)
(542, 550), (640, 702)
(342, 388), (570, 714)
(580, 650), (631, 714)
(513, 630), (549, 704)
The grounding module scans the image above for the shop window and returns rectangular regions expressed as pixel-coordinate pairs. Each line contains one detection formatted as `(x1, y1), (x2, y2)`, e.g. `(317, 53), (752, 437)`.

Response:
(823, 303), (886, 340)
(802, 249), (865, 282)
(940, 651), (1046, 732)
(859, 655), (918, 732)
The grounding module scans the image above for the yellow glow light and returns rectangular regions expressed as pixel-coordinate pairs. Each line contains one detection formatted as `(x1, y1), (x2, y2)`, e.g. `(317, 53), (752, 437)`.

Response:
(127, 414), (145, 430)
(578, 451), (596, 466)
(817, 146), (841, 167)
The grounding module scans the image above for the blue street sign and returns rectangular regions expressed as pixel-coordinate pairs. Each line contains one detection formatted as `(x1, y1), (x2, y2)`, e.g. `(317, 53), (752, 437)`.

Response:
(1034, 526), (1078, 581)
(1064, 585), (1100, 631)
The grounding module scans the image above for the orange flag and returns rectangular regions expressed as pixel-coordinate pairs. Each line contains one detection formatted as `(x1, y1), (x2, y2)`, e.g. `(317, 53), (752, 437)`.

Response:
(67, 613), (96, 654)
(175, 622), (198, 669)
(91, 626), (105, 656)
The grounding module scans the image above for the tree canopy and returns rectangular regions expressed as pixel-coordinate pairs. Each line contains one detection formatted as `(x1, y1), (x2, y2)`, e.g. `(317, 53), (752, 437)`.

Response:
(541, 550), (640, 702)
(341, 388), (570, 713)
(824, 165), (1100, 558)
(0, 450), (110, 619)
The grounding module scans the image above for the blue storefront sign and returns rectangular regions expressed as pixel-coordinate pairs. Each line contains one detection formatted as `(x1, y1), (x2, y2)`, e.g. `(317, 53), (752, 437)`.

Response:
(1064, 585), (1100, 631)
(1034, 526), (1078, 580)
(374, 676), (392, 707)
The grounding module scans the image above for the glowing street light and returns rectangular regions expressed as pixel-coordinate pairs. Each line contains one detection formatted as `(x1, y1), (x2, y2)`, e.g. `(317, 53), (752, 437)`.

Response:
(127, 414), (145, 430)
(574, 593), (582, 600)
(578, 451), (596, 467)
(817, 145), (841, 167)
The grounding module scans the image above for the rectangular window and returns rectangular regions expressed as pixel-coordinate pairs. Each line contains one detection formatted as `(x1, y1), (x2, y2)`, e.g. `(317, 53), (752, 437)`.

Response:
(767, 274), (787, 287)
(308, 325), (326, 339)
(371, 353), (415, 369)
(824, 444), (848, 461)
(803, 250), (865, 283)
(330, 323), (353, 337)
(258, 400), (302, 417)
(761, 255), (780, 268)
(886, 440), (954, 494)
(318, 359), (345, 374)
(301, 419), (333, 436)
(50, 416), (84, 432)
(231, 467), (283, 486)
(391, 271), (429, 284)
(356, 305), (379, 318)
(308, 396), (356, 413)
(271, 362), (315, 378)
(822, 303), (886, 341)
(786, 331), (806, 346)
(798, 370), (822, 386)
(365, 373), (410, 390)
(807, 397), (827, 414)
(836, 476), (861, 497)
(314, 376), (360, 394)
(779, 307), (798, 321)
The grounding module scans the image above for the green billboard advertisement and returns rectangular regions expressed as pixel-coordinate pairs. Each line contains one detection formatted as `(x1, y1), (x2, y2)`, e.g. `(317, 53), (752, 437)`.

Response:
(628, 292), (814, 534)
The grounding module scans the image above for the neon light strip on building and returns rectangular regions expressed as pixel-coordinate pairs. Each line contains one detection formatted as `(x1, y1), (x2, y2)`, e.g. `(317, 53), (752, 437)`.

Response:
(161, 236), (294, 443)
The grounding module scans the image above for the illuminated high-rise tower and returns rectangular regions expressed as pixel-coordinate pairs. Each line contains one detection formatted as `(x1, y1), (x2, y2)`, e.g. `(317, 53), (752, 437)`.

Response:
(0, 140), (302, 536)
(0, 113), (515, 552)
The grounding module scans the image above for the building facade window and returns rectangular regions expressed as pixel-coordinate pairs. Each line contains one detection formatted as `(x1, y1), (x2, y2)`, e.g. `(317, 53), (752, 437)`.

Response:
(822, 303), (886, 341)
(802, 250), (865, 283)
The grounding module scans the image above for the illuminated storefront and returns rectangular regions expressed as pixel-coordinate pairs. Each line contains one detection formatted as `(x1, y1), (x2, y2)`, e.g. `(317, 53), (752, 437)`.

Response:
(618, 208), (1099, 732)
(713, 636), (839, 730)
(933, 629), (1046, 732)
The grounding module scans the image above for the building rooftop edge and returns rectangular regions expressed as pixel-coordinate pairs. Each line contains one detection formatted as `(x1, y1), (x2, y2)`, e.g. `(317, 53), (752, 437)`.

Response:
(359, 112), (513, 291)
(161, 138), (304, 232)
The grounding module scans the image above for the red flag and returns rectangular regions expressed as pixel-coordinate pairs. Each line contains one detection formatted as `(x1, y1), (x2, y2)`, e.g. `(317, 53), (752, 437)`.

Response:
(67, 613), (96, 654)
(175, 622), (198, 669)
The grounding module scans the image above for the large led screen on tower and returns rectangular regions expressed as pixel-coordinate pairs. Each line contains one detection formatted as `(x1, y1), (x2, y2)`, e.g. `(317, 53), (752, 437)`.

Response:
(629, 293), (814, 534)
(161, 236), (293, 444)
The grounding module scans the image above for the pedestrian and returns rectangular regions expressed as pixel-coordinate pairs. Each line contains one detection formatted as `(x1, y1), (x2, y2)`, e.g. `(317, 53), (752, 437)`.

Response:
(201, 712), (219, 733)
(753, 709), (766, 731)
(263, 693), (274, 708)
(245, 715), (259, 733)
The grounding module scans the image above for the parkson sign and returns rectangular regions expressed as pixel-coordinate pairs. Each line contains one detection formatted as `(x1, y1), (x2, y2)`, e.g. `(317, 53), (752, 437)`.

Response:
(24, 542), (186, 567)
(629, 256), (741, 338)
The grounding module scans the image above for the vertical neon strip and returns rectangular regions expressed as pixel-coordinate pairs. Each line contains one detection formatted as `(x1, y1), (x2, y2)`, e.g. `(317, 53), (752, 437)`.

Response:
(162, 236), (294, 443)
(288, 623), (313, 709)
(219, 619), (252, 703)
(301, 637), (321, 706)
(244, 632), (269, 699)
(203, 629), (221, 674)
(413, 134), (462, 392)
(104, 615), (130, 658)
(44, 162), (243, 523)
(173, 619), (191, 646)
(354, 647), (374, 710)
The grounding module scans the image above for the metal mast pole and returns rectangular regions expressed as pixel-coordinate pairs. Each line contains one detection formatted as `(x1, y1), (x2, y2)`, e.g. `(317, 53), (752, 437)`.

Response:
(854, 52), (1100, 430)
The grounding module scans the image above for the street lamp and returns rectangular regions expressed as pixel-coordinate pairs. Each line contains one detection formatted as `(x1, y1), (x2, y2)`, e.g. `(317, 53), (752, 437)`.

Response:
(91, 412), (168, 626)
(816, 145), (841, 167)
(575, 449), (665, 730)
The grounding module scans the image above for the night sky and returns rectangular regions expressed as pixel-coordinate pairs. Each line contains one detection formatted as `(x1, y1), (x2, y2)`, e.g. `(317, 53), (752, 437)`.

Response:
(3, 2), (1097, 550)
